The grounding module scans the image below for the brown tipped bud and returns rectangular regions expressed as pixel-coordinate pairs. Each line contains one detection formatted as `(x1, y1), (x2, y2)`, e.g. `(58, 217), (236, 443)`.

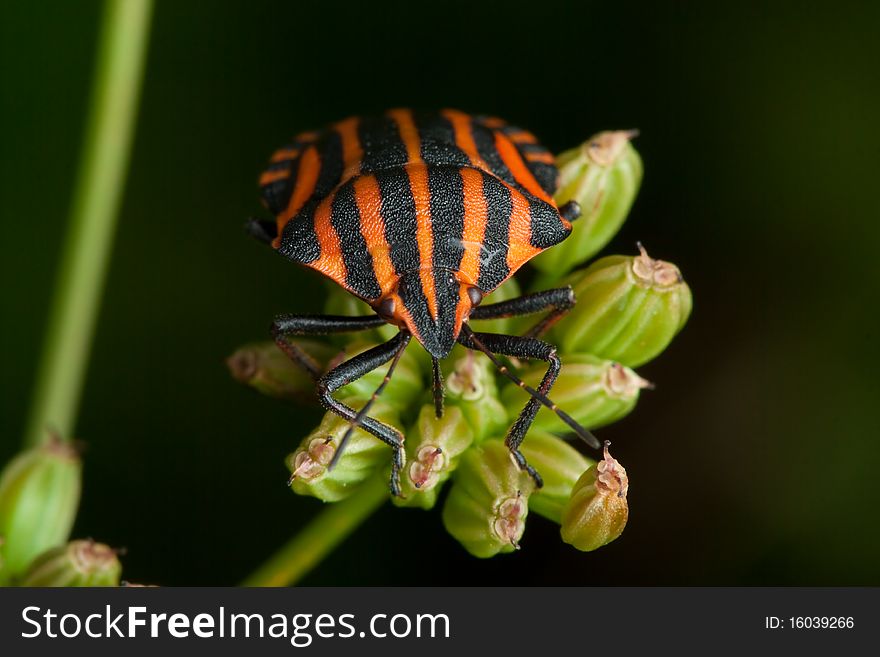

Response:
(393, 405), (474, 509)
(441, 440), (536, 558)
(558, 245), (692, 367)
(287, 397), (400, 502)
(502, 354), (651, 432)
(560, 442), (629, 552)
(19, 540), (122, 587)
(441, 347), (509, 442)
(226, 340), (337, 402)
(520, 431), (594, 524)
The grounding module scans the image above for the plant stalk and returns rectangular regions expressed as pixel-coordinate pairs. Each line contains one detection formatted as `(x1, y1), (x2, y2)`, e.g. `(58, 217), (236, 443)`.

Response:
(242, 474), (389, 587)
(23, 0), (154, 447)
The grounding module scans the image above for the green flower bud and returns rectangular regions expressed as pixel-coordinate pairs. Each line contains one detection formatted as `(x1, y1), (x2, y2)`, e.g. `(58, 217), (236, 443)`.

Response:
(393, 405), (474, 509)
(557, 245), (692, 367)
(287, 398), (399, 502)
(501, 354), (651, 432)
(519, 431), (594, 524)
(532, 130), (642, 279)
(442, 440), (535, 558)
(323, 284), (395, 343)
(0, 437), (81, 581)
(338, 339), (425, 409)
(440, 346), (508, 442)
(561, 442), (629, 552)
(226, 340), (338, 403)
(19, 540), (121, 587)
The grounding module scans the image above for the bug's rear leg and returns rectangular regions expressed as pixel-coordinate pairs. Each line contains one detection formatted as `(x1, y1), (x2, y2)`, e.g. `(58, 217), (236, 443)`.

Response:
(317, 332), (410, 496)
(458, 329), (564, 488)
(272, 313), (387, 380)
(470, 286), (576, 341)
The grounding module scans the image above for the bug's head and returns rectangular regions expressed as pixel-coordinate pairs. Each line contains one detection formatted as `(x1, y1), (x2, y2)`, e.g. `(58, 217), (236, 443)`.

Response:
(373, 269), (483, 359)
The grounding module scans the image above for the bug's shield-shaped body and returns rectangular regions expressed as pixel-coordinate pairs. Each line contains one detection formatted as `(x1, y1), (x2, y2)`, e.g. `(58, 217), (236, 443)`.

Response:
(259, 109), (571, 358)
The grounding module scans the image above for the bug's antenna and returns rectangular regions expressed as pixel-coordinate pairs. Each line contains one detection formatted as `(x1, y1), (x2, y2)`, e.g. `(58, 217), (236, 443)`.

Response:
(431, 357), (444, 419)
(245, 217), (278, 245)
(460, 325), (601, 450)
(329, 333), (412, 471)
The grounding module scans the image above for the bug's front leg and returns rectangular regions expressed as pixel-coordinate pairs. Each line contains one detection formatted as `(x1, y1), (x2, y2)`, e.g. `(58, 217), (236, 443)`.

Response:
(470, 286), (576, 339)
(272, 313), (386, 380)
(317, 332), (410, 497)
(458, 330), (562, 488)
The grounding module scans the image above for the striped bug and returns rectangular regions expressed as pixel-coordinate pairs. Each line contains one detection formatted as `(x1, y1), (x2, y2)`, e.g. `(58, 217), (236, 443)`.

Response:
(248, 109), (599, 496)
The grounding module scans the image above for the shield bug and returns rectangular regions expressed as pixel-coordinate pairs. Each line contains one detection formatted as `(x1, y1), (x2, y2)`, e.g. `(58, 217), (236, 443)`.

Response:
(248, 109), (599, 496)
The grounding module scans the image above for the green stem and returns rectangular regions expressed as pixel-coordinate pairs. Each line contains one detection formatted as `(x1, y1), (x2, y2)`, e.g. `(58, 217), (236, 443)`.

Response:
(24, 0), (154, 447)
(242, 475), (389, 587)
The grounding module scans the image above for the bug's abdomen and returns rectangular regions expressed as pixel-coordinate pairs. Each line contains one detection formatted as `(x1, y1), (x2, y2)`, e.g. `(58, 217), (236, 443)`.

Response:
(259, 109), (570, 301)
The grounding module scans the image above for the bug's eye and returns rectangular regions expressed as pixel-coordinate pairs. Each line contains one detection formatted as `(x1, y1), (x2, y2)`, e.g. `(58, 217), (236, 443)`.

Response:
(467, 287), (484, 307)
(377, 297), (396, 320)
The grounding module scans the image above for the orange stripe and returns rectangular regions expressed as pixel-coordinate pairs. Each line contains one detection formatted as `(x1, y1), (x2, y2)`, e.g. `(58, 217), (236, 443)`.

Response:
(310, 196), (346, 284)
(441, 109), (490, 172)
(270, 147), (300, 163)
(275, 145), (321, 242)
(458, 167), (488, 286)
(505, 184), (542, 271)
(387, 108), (422, 163)
(406, 164), (437, 320)
(259, 168), (289, 185)
(334, 116), (363, 179)
(353, 175), (397, 296)
(506, 129), (537, 144)
(455, 285), (471, 335)
(482, 116), (506, 129)
(294, 130), (320, 142)
(525, 151), (556, 164)
(494, 132), (554, 204)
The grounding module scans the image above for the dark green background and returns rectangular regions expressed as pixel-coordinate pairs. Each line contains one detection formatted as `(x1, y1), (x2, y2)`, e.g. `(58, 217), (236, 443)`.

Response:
(2, 0), (878, 585)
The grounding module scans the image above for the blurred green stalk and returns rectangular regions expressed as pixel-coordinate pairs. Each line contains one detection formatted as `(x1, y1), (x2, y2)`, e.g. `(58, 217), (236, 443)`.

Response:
(242, 473), (389, 587)
(24, 0), (154, 448)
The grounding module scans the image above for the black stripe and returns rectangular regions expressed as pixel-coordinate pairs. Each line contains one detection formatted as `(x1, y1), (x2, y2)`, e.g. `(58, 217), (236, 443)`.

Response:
(358, 115), (409, 173)
(312, 130), (344, 198)
(260, 156), (299, 217)
(428, 165), (466, 271)
(528, 162), (559, 196)
(413, 112), (472, 168)
(515, 144), (558, 195)
(374, 168), (420, 274)
(478, 172), (512, 291)
(330, 182), (382, 300)
(260, 134), (313, 215)
(529, 197), (571, 249)
(429, 166), (466, 344)
(471, 122), (518, 188)
(278, 198), (320, 264)
(373, 167), (436, 349)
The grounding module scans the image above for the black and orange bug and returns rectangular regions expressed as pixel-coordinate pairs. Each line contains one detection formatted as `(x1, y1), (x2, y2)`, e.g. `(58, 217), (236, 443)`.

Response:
(248, 109), (599, 496)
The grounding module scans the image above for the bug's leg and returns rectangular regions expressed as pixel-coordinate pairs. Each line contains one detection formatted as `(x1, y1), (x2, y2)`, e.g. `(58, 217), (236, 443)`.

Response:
(559, 200), (582, 222)
(470, 286), (576, 339)
(457, 328), (564, 488)
(317, 332), (410, 497)
(245, 217), (278, 245)
(431, 357), (444, 419)
(272, 313), (387, 380)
